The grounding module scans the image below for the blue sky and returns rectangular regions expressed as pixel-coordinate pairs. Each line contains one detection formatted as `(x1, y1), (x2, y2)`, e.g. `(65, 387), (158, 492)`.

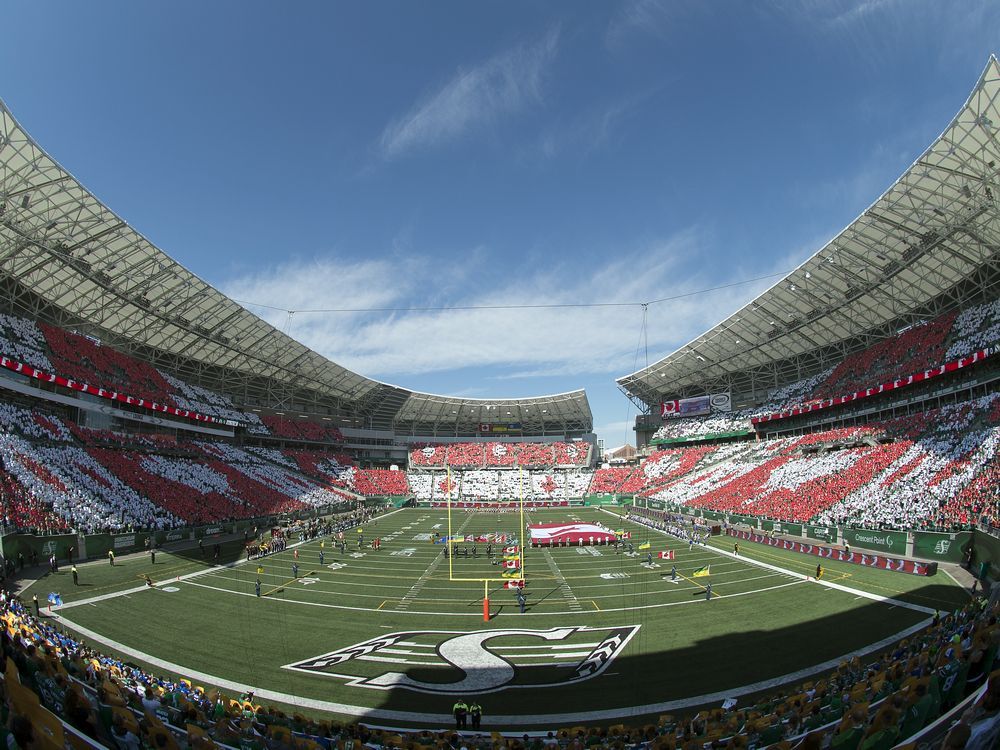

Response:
(1, 1), (997, 448)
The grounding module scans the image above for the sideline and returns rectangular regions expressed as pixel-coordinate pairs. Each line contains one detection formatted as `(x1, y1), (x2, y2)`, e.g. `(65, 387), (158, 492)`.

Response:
(54, 610), (932, 727)
(57, 507), (406, 611)
(603, 508), (937, 615)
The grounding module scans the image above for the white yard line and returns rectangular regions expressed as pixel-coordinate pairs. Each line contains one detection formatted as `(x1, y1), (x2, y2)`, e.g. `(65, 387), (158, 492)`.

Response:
(540, 547), (582, 611)
(54, 608), (932, 727)
(397, 513), (473, 610)
(603, 509), (936, 615)
(57, 508), (407, 611)
(168, 575), (809, 615)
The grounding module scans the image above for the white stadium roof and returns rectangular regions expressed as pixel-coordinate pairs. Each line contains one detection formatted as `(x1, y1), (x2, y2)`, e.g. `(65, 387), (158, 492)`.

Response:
(619, 56), (1000, 410)
(0, 98), (591, 433)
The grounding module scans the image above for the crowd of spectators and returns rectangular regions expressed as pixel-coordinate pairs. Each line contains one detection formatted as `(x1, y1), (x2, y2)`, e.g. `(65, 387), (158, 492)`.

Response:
(407, 469), (596, 501)
(639, 397), (1000, 531)
(260, 415), (345, 444)
(279, 449), (355, 488)
(449, 442), (488, 467)
(651, 411), (755, 443)
(812, 311), (958, 400)
(0, 467), (70, 534)
(193, 443), (345, 509)
(947, 298), (1000, 361)
(0, 312), (52, 371)
(409, 444), (449, 467)
(763, 368), (836, 412)
(552, 441), (590, 466)
(815, 395), (1000, 530)
(0, 313), (360, 447)
(39, 323), (179, 407)
(589, 467), (637, 495)
(654, 297), (1000, 442)
(1, 434), (179, 532)
(408, 442), (593, 469)
(158, 370), (267, 433)
(0, 398), (361, 531)
(346, 469), (409, 496)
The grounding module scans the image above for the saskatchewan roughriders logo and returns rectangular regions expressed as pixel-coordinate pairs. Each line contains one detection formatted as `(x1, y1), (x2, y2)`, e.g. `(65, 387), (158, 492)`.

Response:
(284, 625), (639, 694)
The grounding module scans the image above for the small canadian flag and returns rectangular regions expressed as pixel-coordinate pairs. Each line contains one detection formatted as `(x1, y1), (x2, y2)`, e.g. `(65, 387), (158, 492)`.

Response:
(503, 580), (525, 589)
(504, 559), (520, 569)
(658, 550), (676, 560)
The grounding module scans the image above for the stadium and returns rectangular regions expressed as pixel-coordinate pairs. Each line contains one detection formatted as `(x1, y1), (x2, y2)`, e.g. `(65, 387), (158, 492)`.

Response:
(0, 24), (999, 750)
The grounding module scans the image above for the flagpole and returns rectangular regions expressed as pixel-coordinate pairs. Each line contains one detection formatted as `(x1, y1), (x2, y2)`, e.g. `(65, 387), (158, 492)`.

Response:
(447, 466), (453, 581)
(519, 466), (526, 581)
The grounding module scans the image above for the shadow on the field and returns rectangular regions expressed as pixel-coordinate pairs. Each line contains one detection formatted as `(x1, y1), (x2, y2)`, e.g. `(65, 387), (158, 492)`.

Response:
(309, 580), (970, 728)
(164, 537), (251, 567)
(522, 586), (562, 606)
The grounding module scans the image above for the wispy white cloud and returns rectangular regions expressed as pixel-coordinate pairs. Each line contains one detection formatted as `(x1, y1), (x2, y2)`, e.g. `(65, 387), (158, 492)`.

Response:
(825, 0), (897, 26)
(379, 28), (560, 160)
(605, 0), (687, 48)
(220, 225), (784, 387)
(534, 96), (640, 161)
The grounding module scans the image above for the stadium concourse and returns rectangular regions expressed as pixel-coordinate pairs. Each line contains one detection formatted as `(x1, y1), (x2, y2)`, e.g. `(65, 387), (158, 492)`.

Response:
(0, 37), (999, 750)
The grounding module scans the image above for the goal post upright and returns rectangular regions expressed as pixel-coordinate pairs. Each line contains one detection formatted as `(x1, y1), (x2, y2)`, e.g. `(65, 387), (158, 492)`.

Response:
(444, 463), (508, 621)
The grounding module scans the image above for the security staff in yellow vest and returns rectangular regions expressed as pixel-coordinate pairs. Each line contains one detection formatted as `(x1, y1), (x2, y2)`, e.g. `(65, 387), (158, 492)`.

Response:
(452, 698), (468, 729)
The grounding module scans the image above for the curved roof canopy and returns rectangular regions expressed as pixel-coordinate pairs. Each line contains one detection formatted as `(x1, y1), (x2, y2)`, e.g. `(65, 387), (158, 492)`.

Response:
(619, 56), (1000, 409)
(0, 99), (591, 432)
(393, 389), (592, 435)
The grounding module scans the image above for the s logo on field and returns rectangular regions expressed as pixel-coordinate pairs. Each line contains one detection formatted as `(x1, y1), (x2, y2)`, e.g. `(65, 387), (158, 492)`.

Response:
(284, 625), (639, 694)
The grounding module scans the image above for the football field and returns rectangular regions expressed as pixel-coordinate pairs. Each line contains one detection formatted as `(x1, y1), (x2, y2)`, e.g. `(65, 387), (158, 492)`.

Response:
(27, 507), (969, 728)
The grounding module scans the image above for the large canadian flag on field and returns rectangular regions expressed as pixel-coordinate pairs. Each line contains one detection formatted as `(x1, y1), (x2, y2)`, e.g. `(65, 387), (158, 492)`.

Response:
(529, 523), (617, 544)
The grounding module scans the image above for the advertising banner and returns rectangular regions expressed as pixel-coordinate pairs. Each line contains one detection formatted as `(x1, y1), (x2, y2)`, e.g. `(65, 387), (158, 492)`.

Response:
(661, 393), (731, 419)
(911, 531), (971, 563)
(843, 527), (907, 554)
(727, 529), (935, 576)
(661, 396), (711, 419)
(806, 525), (839, 543)
(761, 520), (803, 536)
(113, 534), (137, 550)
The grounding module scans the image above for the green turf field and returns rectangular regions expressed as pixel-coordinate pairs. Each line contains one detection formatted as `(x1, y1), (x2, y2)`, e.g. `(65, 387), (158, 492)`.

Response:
(23, 507), (969, 728)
